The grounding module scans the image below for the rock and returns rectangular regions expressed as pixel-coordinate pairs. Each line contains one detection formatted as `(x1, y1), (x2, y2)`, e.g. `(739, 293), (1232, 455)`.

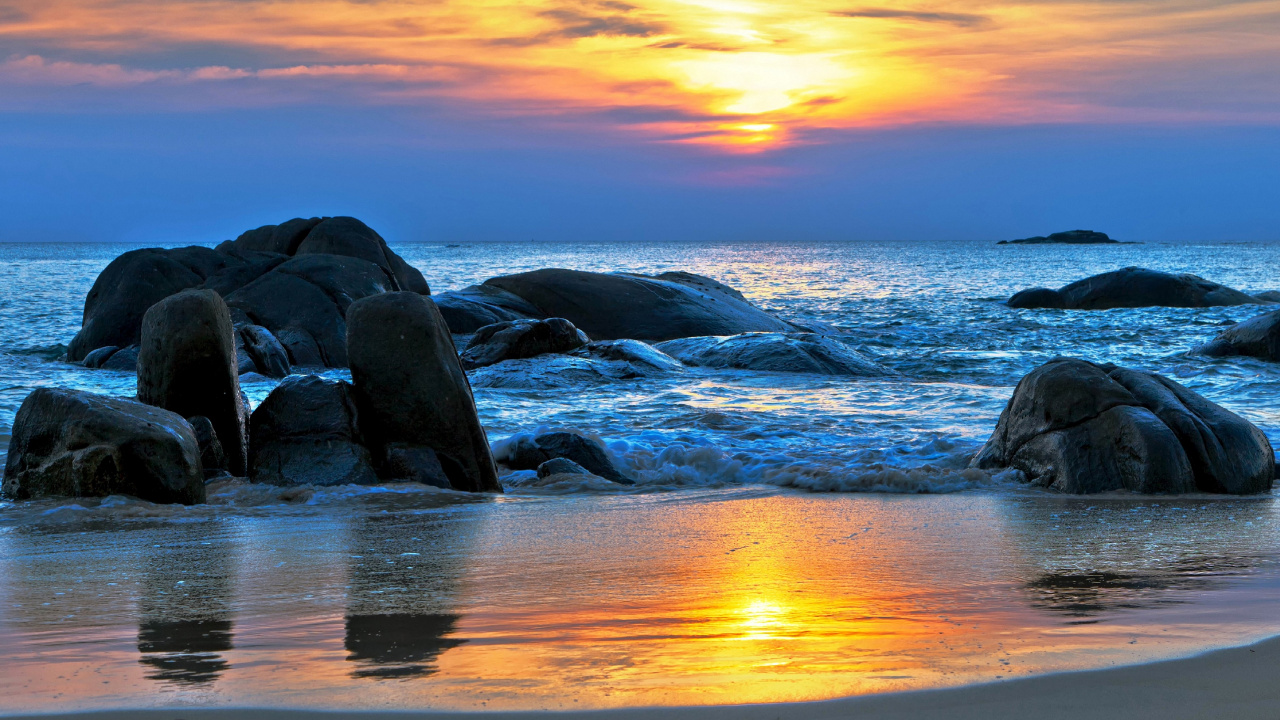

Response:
(1254, 291), (1280, 303)
(381, 444), (451, 488)
(536, 458), (591, 478)
(1008, 267), (1262, 310)
(480, 269), (794, 341)
(81, 345), (120, 369)
(188, 416), (227, 478)
(496, 432), (632, 485)
(1196, 309), (1280, 362)
(2, 388), (205, 504)
(137, 289), (248, 476)
(221, 217), (321, 255)
(294, 216), (430, 294)
(101, 345), (139, 371)
(999, 230), (1121, 245)
(239, 325), (291, 378)
(346, 292), (501, 492)
(434, 284), (544, 333)
(655, 332), (888, 375)
(459, 318), (589, 370)
(971, 358), (1274, 494)
(468, 353), (674, 389)
(574, 339), (684, 372)
(248, 375), (378, 487)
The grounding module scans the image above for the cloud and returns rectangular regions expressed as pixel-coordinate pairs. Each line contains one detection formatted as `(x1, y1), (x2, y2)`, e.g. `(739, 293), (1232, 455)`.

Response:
(833, 8), (990, 26)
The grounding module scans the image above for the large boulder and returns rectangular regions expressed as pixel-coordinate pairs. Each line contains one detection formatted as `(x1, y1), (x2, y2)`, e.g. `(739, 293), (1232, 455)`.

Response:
(69, 216), (428, 368)
(2, 388), (205, 504)
(478, 269), (794, 341)
(1196, 309), (1280, 362)
(998, 230), (1120, 245)
(972, 358), (1274, 494)
(495, 432), (632, 485)
(346, 292), (501, 492)
(1008, 267), (1262, 310)
(656, 332), (888, 375)
(459, 318), (589, 369)
(248, 375), (378, 487)
(434, 284), (544, 333)
(137, 289), (248, 476)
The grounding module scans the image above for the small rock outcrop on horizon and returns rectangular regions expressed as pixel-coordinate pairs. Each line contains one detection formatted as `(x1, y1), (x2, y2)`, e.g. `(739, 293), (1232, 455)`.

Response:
(347, 292), (502, 492)
(1196, 309), (1280, 362)
(999, 230), (1121, 245)
(2, 388), (206, 504)
(136, 289), (249, 477)
(656, 332), (888, 376)
(496, 432), (633, 485)
(460, 318), (590, 370)
(249, 375), (379, 487)
(66, 216), (429, 370)
(1007, 267), (1263, 310)
(435, 269), (794, 340)
(971, 358), (1274, 495)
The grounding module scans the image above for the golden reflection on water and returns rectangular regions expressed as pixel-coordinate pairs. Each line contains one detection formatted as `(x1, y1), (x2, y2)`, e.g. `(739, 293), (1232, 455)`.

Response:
(1, 492), (1279, 711)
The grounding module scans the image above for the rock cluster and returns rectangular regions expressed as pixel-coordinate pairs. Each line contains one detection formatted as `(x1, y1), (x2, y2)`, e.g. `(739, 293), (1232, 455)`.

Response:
(460, 318), (589, 370)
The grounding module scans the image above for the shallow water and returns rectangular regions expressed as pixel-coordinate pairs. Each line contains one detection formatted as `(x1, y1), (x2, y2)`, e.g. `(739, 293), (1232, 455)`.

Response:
(0, 238), (1278, 712)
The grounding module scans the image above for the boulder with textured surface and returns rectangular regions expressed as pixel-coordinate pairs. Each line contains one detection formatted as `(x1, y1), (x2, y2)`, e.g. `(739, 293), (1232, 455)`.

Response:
(434, 284), (544, 333)
(1196, 309), (1280, 362)
(1008, 267), (1262, 310)
(2, 388), (205, 504)
(137, 289), (248, 476)
(496, 432), (632, 485)
(347, 292), (501, 492)
(656, 332), (888, 375)
(972, 358), (1274, 494)
(480, 269), (794, 341)
(248, 375), (378, 487)
(460, 318), (589, 369)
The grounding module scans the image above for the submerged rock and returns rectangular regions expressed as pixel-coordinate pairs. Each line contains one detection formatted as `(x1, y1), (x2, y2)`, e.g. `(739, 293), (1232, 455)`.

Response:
(496, 432), (633, 485)
(655, 332), (888, 375)
(460, 318), (589, 369)
(972, 358), (1274, 494)
(468, 352), (675, 389)
(1197, 309), (1280, 362)
(67, 216), (428, 368)
(347, 292), (501, 492)
(479, 269), (794, 341)
(2, 388), (205, 504)
(1008, 267), (1261, 310)
(248, 375), (377, 487)
(999, 230), (1121, 245)
(573, 339), (684, 372)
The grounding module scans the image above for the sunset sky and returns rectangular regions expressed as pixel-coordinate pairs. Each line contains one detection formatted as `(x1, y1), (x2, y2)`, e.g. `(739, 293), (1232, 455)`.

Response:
(2, 0), (1279, 243)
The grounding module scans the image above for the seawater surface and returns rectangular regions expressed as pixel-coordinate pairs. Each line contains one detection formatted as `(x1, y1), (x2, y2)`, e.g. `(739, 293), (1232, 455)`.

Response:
(0, 238), (1278, 713)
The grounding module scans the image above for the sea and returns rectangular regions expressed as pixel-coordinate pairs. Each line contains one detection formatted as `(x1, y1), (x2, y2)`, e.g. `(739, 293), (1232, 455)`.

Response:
(0, 238), (1278, 712)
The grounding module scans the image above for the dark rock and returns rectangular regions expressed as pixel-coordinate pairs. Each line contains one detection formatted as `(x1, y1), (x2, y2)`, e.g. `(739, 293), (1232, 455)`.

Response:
(434, 284), (544, 334)
(294, 217), (430, 294)
(248, 375), (378, 487)
(2, 388), (204, 504)
(972, 358), (1274, 494)
(481, 269), (794, 341)
(655, 332), (888, 375)
(81, 345), (120, 368)
(536, 458), (591, 478)
(1254, 291), (1280, 303)
(101, 345), (138, 371)
(137, 289), (248, 476)
(346, 292), (501, 492)
(460, 318), (589, 369)
(381, 444), (451, 488)
(188, 416), (227, 478)
(222, 217), (321, 255)
(239, 325), (291, 378)
(234, 345), (257, 375)
(999, 230), (1121, 245)
(574, 339), (684, 372)
(1197, 309), (1280, 362)
(1008, 267), (1262, 310)
(497, 432), (632, 485)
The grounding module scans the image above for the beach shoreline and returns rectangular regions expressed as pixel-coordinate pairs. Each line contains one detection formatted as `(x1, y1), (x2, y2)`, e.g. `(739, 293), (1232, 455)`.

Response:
(8, 634), (1280, 720)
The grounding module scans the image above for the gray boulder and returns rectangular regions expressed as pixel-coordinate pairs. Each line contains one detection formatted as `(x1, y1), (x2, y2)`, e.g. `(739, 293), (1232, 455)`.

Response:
(137, 289), (248, 476)
(1196, 309), (1280, 362)
(479, 269), (794, 341)
(1008, 267), (1261, 310)
(2, 388), (205, 504)
(972, 358), (1274, 494)
(347, 292), (501, 492)
(434, 284), (543, 333)
(460, 318), (589, 369)
(497, 432), (632, 485)
(248, 375), (378, 487)
(656, 332), (888, 375)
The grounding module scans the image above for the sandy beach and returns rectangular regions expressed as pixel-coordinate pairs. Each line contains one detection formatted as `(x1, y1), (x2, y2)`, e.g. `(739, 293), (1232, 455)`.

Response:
(8, 634), (1280, 720)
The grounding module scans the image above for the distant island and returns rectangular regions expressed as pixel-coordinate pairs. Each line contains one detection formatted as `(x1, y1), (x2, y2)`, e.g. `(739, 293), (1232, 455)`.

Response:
(999, 229), (1135, 245)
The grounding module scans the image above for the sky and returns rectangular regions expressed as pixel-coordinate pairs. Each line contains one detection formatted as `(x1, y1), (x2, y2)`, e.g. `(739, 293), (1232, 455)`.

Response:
(1, 0), (1279, 243)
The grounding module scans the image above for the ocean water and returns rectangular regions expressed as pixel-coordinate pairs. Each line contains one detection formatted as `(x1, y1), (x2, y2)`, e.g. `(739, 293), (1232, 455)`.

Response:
(0, 239), (1278, 712)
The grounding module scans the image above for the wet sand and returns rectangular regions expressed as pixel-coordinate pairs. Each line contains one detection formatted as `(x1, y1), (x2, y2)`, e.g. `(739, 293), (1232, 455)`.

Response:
(9, 634), (1280, 720)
